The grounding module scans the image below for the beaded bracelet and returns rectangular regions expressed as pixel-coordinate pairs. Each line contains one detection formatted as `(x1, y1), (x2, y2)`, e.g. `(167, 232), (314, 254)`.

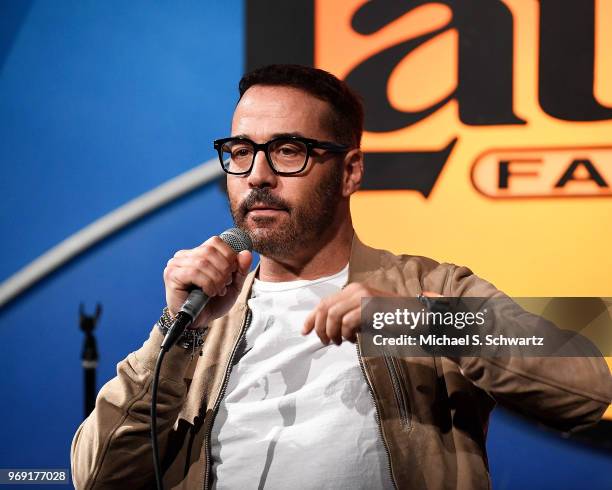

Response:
(156, 307), (207, 354)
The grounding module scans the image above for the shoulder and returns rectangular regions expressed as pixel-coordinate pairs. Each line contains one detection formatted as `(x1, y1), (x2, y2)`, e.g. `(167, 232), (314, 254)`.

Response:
(351, 237), (497, 296)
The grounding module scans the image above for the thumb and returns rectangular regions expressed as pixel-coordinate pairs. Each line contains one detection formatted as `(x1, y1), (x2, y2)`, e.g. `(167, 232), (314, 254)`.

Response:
(230, 250), (253, 293)
(236, 250), (253, 276)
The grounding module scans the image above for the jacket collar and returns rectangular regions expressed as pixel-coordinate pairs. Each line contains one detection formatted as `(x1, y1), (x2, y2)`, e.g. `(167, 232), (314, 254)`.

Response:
(346, 233), (383, 285)
(237, 232), (382, 306)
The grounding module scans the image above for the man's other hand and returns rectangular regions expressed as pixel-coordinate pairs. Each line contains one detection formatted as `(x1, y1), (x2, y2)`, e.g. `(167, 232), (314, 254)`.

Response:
(301, 287), (443, 345)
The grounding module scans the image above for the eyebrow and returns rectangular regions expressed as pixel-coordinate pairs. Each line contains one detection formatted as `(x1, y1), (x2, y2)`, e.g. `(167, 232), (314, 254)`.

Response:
(231, 132), (307, 140)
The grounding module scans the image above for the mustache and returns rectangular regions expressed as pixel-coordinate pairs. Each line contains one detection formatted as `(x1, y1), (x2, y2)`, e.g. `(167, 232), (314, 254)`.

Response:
(238, 188), (291, 216)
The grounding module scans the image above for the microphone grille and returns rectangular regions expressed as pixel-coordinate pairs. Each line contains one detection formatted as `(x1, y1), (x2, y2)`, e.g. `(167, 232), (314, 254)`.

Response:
(219, 227), (253, 253)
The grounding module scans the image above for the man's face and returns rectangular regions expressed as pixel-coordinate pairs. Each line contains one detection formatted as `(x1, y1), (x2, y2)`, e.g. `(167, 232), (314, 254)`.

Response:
(227, 85), (345, 259)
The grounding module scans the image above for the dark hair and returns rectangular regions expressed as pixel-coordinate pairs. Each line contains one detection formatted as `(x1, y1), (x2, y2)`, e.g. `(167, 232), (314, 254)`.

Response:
(238, 64), (364, 148)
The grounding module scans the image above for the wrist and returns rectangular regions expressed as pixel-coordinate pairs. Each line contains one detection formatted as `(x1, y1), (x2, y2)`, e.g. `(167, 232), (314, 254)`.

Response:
(157, 307), (207, 351)
(167, 305), (178, 319)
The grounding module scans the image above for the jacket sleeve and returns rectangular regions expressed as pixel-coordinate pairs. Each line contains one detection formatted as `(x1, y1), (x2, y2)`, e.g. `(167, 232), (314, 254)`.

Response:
(70, 326), (199, 489)
(440, 265), (612, 432)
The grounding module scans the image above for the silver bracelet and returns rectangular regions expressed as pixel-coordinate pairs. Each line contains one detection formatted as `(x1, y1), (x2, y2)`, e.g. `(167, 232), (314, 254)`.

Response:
(156, 307), (207, 353)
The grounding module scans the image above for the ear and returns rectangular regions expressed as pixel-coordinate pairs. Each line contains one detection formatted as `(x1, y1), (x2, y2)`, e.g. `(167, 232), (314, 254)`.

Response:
(342, 149), (364, 197)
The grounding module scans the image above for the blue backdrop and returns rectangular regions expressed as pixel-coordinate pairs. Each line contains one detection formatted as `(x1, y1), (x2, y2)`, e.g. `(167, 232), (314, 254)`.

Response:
(0, 2), (609, 489)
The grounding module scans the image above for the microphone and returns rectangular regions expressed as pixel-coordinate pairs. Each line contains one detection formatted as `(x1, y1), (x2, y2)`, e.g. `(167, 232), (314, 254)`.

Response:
(160, 227), (252, 351)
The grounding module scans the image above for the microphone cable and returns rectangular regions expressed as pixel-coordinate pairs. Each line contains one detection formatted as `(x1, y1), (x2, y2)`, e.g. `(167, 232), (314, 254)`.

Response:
(151, 311), (192, 490)
(149, 228), (252, 490)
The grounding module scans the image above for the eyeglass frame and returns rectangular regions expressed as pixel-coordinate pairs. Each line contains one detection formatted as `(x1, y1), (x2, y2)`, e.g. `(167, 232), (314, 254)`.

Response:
(213, 135), (351, 176)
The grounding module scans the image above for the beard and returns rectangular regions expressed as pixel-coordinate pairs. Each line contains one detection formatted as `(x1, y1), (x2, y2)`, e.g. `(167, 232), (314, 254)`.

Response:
(228, 164), (343, 258)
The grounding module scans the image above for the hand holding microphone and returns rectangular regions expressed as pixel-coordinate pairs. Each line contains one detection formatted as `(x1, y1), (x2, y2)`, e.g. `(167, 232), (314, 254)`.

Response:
(162, 228), (252, 348)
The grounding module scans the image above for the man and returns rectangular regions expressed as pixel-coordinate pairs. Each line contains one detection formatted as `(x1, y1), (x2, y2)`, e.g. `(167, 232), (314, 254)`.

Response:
(71, 64), (612, 490)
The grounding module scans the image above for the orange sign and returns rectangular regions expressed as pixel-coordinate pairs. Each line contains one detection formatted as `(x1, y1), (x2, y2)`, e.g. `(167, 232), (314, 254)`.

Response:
(313, 0), (612, 297)
(246, 0), (612, 421)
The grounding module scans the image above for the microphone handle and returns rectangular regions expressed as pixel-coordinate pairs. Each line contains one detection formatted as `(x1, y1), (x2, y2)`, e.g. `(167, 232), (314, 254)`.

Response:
(160, 290), (210, 352)
(180, 289), (210, 321)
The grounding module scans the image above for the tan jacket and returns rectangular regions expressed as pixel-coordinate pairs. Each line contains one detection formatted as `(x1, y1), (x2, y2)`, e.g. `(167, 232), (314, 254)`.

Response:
(71, 237), (612, 489)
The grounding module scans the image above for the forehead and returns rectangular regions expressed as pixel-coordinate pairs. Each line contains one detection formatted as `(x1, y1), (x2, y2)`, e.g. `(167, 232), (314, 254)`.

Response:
(231, 85), (333, 140)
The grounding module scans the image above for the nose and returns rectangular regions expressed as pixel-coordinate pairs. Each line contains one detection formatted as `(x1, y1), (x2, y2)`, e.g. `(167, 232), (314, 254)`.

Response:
(247, 149), (277, 188)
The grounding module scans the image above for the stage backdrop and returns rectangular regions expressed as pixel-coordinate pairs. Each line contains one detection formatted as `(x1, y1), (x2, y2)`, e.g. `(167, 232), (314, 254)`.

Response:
(0, 1), (610, 489)
(247, 0), (612, 407)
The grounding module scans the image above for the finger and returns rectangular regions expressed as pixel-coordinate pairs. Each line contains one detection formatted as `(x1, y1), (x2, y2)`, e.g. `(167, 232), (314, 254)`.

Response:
(236, 250), (253, 276)
(302, 310), (316, 335)
(313, 307), (330, 345)
(226, 251), (253, 294)
(190, 245), (238, 276)
(170, 258), (228, 296)
(177, 243), (239, 280)
(422, 291), (444, 298)
(325, 297), (358, 345)
(172, 266), (224, 298)
(172, 249), (188, 259)
(340, 308), (362, 342)
(200, 236), (243, 263)
(173, 239), (238, 270)
(170, 254), (229, 276)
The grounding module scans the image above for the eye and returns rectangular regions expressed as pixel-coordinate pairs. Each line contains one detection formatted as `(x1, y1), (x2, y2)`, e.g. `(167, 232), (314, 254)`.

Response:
(279, 144), (300, 156)
(274, 141), (306, 159)
(227, 144), (253, 159)
(233, 148), (250, 157)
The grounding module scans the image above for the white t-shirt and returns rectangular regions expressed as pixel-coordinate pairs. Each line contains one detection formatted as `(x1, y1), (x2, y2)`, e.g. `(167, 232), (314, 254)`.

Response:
(210, 265), (394, 490)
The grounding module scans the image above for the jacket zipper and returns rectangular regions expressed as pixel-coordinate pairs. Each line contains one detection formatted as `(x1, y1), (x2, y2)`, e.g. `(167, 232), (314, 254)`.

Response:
(202, 309), (252, 490)
(356, 338), (399, 490)
(382, 353), (411, 428)
(200, 308), (399, 489)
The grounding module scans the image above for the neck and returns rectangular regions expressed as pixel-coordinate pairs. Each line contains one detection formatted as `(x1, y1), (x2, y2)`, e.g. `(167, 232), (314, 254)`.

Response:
(257, 216), (354, 282)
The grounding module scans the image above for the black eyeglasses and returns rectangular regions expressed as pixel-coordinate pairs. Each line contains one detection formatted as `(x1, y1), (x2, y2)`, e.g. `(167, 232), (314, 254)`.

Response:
(213, 136), (350, 175)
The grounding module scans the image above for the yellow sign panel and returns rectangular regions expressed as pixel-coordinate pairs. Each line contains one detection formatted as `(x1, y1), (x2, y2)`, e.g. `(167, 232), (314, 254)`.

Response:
(315, 0), (612, 418)
(316, 0), (611, 296)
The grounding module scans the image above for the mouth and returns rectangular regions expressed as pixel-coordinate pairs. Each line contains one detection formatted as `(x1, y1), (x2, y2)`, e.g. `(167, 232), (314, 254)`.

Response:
(237, 191), (291, 222)
(247, 208), (286, 216)
(247, 203), (288, 213)
(244, 205), (288, 223)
